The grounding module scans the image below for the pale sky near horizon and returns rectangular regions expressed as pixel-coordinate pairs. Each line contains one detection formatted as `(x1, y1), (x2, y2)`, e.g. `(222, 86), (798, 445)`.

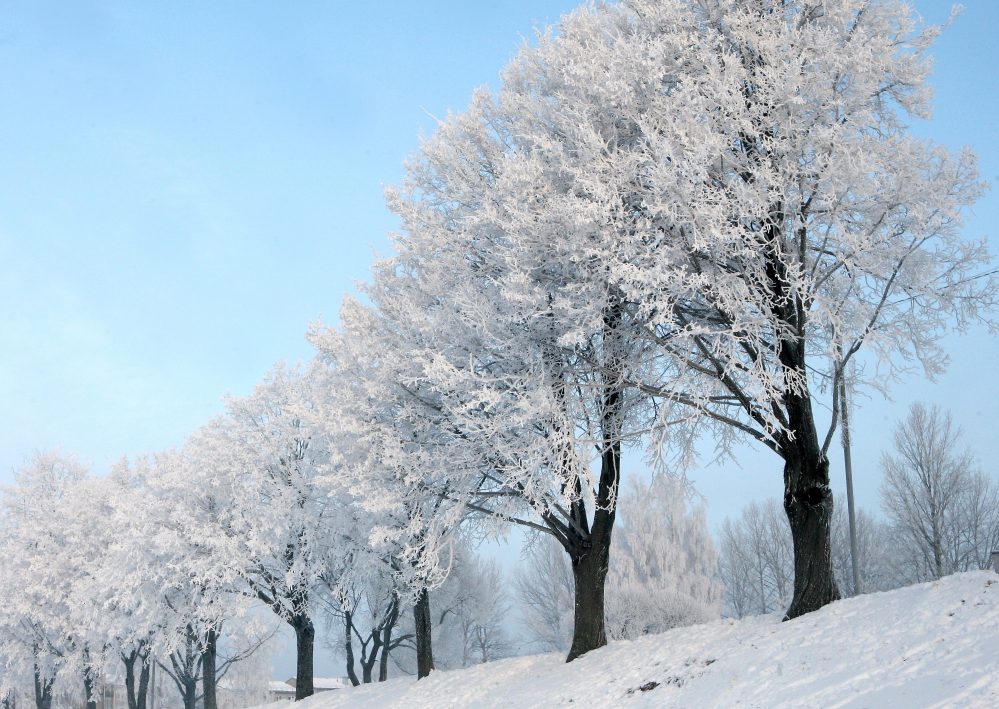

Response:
(2, 0), (998, 680)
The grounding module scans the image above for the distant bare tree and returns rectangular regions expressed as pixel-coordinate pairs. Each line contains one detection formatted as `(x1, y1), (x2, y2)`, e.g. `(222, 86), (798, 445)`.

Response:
(718, 499), (793, 618)
(514, 537), (574, 653)
(879, 403), (999, 582)
(829, 505), (901, 597)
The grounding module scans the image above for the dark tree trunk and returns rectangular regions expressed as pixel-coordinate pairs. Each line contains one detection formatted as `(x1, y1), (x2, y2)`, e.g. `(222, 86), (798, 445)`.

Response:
(292, 613), (315, 700)
(413, 588), (434, 679)
(567, 547), (610, 660)
(360, 627), (381, 685)
(201, 627), (218, 709)
(379, 597), (398, 682)
(565, 375), (621, 663)
(123, 648), (150, 709)
(182, 678), (197, 709)
(763, 208), (840, 620)
(166, 630), (202, 709)
(781, 388), (841, 619)
(344, 609), (360, 687)
(33, 666), (52, 709)
(137, 660), (150, 709)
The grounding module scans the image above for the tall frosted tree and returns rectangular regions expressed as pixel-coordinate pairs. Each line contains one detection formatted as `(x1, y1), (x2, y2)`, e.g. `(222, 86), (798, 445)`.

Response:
(430, 0), (994, 620)
(175, 364), (341, 700)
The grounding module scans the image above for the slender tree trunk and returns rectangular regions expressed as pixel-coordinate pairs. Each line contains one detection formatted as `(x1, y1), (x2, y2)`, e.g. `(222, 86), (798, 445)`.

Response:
(83, 670), (98, 709)
(413, 588), (434, 679)
(360, 630), (381, 684)
(137, 660), (150, 709)
(292, 613), (315, 699)
(201, 627), (218, 709)
(782, 390), (841, 619)
(378, 598), (398, 682)
(82, 645), (98, 709)
(930, 500), (945, 579)
(344, 609), (360, 687)
(33, 665), (52, 709)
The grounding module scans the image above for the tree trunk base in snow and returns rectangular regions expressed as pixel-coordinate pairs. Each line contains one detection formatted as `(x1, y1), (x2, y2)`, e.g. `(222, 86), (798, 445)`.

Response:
(414, 588), (435, 679)
(566, 540), (610, 662)
(783, 456), (840, 620)
(293, 615), (316, 700)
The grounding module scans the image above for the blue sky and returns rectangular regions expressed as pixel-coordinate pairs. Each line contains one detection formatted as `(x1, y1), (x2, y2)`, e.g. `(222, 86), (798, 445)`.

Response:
(1, 0), (997, 523)
(2, 0), (997, 511)
(1, 0), (997, 670)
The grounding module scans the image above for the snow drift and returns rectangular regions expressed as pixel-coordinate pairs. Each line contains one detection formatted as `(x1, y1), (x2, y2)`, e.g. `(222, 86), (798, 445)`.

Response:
(258, 571), (999, 708)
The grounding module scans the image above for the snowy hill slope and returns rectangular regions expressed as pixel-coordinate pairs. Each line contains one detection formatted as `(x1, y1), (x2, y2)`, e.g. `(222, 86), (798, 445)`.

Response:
(262, 572), (999, 708)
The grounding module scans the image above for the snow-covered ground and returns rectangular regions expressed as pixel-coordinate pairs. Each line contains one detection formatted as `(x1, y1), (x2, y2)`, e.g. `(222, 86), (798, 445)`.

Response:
(258, 571), (999, 708)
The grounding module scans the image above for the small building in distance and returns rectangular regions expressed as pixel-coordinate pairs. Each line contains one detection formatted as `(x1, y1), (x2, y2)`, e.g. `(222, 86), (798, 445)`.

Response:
(267, 677), (349, 702)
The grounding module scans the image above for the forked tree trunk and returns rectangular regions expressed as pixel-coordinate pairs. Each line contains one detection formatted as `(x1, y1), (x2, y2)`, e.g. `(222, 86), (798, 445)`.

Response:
(201, 627), (218, 709)
(782, 389), (841, 619)
(344, 609), (360, 687)
(379, 598), (398, 682)
(292, 613), (315, 699)
(360, 633), (380, 684)
(413, 588), (434, 679)
(123, 648), (151, 709)
(564, 373), (621, 663)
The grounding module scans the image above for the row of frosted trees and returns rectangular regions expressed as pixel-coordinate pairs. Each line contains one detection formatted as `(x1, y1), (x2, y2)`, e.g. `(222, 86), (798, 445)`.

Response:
(3, 0), (996, 704)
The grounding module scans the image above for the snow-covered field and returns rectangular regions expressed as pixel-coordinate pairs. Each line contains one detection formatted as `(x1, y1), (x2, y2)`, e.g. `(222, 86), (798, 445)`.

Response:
(259, 571), (999, 708)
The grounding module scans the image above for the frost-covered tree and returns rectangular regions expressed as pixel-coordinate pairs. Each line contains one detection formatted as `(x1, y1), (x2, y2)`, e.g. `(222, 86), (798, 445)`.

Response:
(0, 452), (98, 709)
(321, 14), (668, 658)
(311, 304), (514, 672)
(175, 363), (340, 700)
(352, 0), (994, 632)
(605, 476), (721, 639)
(136, 449), (262, 709)
(544, 0), (994, 619)
(318, 546), (410, 687)
(75, 458), (168, 709)
(880, 402), (999, 582)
